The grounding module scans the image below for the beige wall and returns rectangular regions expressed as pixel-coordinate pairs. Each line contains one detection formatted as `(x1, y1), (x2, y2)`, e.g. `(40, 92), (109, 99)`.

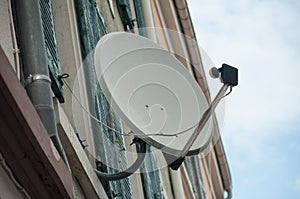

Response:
(0, 0), (16, 71)
(97, 0), (124, 32)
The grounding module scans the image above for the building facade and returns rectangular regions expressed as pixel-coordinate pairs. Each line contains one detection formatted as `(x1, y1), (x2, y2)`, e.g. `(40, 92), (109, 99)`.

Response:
(0, 0), (232, 198)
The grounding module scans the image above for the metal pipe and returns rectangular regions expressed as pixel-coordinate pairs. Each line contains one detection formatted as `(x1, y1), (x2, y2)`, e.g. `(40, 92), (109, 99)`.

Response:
(140, 0), (157, 42)
(169, 169), (185, 199)
(13, 0), (68, 165)
(180, 84), (228, 157)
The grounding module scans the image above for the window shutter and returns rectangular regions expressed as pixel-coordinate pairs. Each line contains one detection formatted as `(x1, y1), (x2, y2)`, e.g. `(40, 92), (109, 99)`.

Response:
(118, 0), (135, 31)
(39, 0), (65, 102)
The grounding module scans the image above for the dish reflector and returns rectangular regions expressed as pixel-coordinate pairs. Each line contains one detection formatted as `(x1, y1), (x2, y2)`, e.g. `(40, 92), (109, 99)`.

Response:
(94, 32), (213, 156)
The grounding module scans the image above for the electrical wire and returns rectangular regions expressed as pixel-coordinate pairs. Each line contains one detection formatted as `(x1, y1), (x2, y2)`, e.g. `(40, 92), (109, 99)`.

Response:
(224, 86), (233, 97)
(62, 79), (232, 138)
(63, 79), (130, 136)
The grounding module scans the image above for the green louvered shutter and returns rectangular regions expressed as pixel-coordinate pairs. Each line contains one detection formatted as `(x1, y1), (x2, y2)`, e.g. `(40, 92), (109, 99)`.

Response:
(94, 88), (133, 198)
(74, 0), (133, 198)
(39, 0), (65, 102)
(118, 0), (135, 31)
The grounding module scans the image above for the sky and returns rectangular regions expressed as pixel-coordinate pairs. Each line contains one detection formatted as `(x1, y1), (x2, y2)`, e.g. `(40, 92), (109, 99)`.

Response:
(187, 0), (300, 198)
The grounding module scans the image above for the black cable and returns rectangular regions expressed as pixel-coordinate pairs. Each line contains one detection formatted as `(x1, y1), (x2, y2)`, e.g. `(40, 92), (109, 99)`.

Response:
(94, 137), (147, 181)
(224, 85), (233, 97)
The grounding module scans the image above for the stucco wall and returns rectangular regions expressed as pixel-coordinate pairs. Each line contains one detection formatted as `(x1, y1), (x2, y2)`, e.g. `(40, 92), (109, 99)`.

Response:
(0, 0), (15, 68)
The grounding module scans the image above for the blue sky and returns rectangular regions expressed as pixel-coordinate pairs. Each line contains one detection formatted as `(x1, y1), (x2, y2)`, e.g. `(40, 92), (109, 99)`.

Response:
(187, 0), (300, 198)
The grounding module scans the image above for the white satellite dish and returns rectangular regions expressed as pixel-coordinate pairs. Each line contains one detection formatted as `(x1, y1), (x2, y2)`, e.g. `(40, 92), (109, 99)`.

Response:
(94, 32), (213, 157)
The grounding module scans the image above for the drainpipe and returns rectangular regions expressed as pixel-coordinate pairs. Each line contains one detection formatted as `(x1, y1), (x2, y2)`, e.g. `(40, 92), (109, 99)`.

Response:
(169, 169), (185, 199)
(13, 0), (68, 165)
(140, 0), (157, 42)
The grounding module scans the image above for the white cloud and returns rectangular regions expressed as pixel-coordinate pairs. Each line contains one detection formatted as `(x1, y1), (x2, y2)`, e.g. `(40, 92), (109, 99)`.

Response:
(187, 1), (300, 196)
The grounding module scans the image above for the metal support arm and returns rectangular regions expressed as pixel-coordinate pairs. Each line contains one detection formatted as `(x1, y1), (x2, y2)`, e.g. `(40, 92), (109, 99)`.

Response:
(180, 84), (229, 158)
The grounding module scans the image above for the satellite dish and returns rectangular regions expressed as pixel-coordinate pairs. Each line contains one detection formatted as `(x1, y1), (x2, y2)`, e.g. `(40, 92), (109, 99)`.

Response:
(94, 32), (213, 156)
